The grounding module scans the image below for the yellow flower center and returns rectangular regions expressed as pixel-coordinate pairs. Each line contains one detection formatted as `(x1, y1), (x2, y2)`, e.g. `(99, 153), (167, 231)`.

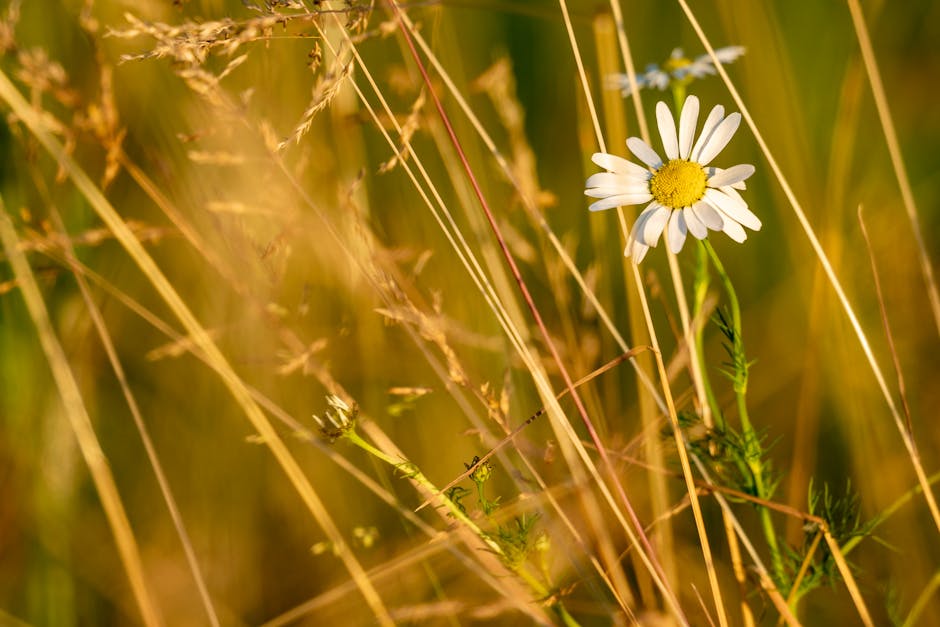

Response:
(664, 55), (694, 87)
(664, 56), (692, 73)
(649, 159), (707, 209)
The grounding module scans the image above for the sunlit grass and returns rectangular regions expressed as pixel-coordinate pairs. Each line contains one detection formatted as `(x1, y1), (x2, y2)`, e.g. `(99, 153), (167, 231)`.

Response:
(1, 0), (939, 625)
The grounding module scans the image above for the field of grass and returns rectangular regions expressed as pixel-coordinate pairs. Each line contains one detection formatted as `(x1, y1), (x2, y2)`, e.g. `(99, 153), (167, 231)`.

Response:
(1, 0), (940, 625)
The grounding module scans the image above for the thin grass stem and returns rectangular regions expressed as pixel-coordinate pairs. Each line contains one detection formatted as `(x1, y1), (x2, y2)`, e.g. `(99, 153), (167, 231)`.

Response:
(48, 210), (220, 627)
(0, 68), (395, 627)
(901, 570), (940, 627)
(0, 208), (163, 627)
(845, 0), (940, 339)
(823, 532), (875, 627)
(676, 0), (940, 537)
(388, 2), (684, 621)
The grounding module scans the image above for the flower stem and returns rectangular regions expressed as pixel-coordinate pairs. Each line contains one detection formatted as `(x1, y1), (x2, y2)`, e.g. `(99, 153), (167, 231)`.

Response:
(343, 429), (580, 625)
(701, 239), (785, 585)
(693, 241), (724, 431)
(671, 84), (687, 111)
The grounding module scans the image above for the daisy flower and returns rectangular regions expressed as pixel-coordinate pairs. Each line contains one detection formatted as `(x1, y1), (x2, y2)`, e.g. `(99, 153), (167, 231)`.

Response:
(585, 95), (760, 262)
(607, 46), (745, 97)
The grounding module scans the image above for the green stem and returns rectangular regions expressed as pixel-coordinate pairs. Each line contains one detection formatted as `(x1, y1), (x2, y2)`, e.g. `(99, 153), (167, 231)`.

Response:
(671, 84), (687, 111)
(693, 241), (724, 431)
(344, 430), (580, 625)
(702, 240), (785, 585)
(555, 604), (581, 627)
(701, 241), (750, 431)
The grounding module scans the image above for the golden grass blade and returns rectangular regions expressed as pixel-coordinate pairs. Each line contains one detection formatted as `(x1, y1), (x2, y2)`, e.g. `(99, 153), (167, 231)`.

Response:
(675, 0), (940, 537)
(387, 6), (687, 621)
(631, 264), (729, 627)
(59, 229), (221, 626)
(0, 69), (394, 626)
(723, 512), (756, 627)
(592, 18), (677, 598)
(0, 208), (163, 627)
(558, 0), (606, 153)
(392, 8), (666, 412)
(414, 350), (648, 510)
(43, 242), (541, 621)
(314, 13), (681, 620)
(846, 0), (940, 338)
(605, 0), (650, 141)
(564, 0), (727, 619)
(690, 456), (801, 627)
(778, 531), (822, 626)
(902, 570), (940, 627)
(823, 532), (874, 627)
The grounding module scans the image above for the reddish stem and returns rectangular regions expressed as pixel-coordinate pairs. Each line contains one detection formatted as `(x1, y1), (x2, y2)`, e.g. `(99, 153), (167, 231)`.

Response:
(385, 0), (671, 595)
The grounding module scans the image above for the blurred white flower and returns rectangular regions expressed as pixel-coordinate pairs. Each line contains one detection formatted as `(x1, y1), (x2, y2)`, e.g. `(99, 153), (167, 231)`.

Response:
(585, 95), (760, 262)
(607, 46), (745, 96)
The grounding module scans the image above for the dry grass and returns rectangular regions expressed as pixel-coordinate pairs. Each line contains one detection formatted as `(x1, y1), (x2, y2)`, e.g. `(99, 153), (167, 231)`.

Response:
(1, 0), (939, 625)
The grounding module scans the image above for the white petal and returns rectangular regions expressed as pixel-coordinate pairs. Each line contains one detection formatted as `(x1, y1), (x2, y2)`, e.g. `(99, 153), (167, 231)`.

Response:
(721, 217), (748, 243)
(678, 95), (699, 159)
(647, 70), (670, 91)
(684, 207), (707, 239)
(591, 153), (651, 177)
(586, 171), (650, 189)
(686, 59), (715, 78)
(692, 201), (724, 231)
(704, 188), (762, 230)
(626, 239), (650, 262)
(585, 186), (651, 200)
(656, 101), (679, 160)
(628, 204), (658, 243)
(606, 73), (648, 95)
(691, 105), (725, 162)
(714, 45), (745, 63)
(641, 205), (671, 247)
(666, 209), (688, 253)
(627, 137), (663, 169)
(696, 112), (742, 166)
(722, 185), (747, 201)
(588, 192), (653, 211)
(707, 164), (754, 187)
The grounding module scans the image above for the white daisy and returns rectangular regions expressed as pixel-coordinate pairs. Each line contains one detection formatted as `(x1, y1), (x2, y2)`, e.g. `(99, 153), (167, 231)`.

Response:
(679, 46), (746, 81)
(608, 46), (745, 97)
(585, 95), (760, 262)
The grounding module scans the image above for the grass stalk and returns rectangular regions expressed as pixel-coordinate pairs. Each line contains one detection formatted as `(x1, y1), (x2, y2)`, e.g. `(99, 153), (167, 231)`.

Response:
(723, 510), (756, 627)
(845, 0), (940, 339)
(631, 263), (729, 627)
(690, 456), (802, 626)
(47, 208), (220, 627)
(0, 207), (163, 627)
(676, 0), (940, 538)
(901, 570), (940, 627)
(567, 2), (728, 621)
(823, 532), (874, 627)
(779, 530), (822, 623)
(593, 11), (677, 601)
(388, 2), (686, 621)
(304, 14), (648, 618)
(0, 68), (394, 627)
(392, 9), (665, 412)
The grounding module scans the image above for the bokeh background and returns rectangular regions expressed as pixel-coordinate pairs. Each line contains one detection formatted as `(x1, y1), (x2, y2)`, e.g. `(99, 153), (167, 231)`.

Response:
(1, 0), (939, 624)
